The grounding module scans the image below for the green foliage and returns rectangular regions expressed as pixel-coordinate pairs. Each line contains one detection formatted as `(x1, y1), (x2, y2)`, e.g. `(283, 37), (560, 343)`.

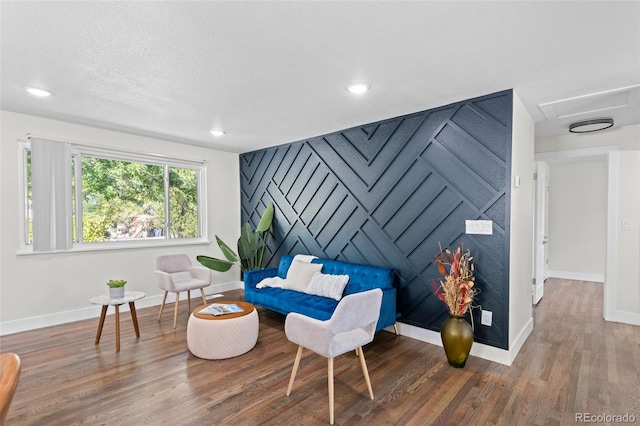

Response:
(197, 202), (274, 274)
(81, 157), (197, 242)
(83, 208), (113, 242)
(197, 255), (234, 273)
(168, 167), (199, 238)
(106, 279), (127, 288)
(82, 157), (164, 204)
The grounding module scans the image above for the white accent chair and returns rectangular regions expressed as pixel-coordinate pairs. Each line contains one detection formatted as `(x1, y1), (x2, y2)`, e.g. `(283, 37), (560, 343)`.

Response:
(155, 254), (211, 329)
(284, 288), (382, 425)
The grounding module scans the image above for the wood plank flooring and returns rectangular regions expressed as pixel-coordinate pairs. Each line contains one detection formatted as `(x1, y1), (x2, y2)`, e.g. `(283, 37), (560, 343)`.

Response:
(1, 279), (638, 425)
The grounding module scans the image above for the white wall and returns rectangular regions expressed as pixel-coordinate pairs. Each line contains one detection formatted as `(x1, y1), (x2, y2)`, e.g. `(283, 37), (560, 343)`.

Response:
(0, 111), (241, 334)
(547, 160), (607, 280)
(508, 92), (534, 356)
(617, 151), (640, 315)
(536, 124), (640, 325)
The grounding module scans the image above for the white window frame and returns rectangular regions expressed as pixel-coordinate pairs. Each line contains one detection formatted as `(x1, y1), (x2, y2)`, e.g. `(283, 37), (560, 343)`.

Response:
(18, 140), (208, 254)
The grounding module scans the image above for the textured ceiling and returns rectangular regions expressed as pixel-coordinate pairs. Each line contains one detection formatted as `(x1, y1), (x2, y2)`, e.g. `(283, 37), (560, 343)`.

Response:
(1, 1), (639, 153)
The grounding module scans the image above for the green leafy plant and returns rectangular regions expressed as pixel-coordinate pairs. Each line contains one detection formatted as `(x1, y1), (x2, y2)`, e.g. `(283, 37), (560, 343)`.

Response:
(106, 279), (127, 288)
(197, 202), (275, 274)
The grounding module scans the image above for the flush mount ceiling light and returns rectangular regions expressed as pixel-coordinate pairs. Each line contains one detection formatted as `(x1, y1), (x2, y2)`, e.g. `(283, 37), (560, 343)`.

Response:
(569, 118), (614, 133)
(346, 82), (370, 94)
(209, 129), (225, 137)
(24, 86), (53, 97)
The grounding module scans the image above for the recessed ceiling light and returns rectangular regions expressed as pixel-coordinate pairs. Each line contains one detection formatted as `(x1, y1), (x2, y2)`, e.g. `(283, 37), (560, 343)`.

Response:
(24, 86), (53, 97)
(209, 129), (225, 137)
(569, 118), (614, 133)
(346, 82), (370, 94)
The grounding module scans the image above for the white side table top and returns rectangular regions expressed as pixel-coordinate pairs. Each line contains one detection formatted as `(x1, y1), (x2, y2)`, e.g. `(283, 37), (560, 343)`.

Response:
(90, 291), (146, 306)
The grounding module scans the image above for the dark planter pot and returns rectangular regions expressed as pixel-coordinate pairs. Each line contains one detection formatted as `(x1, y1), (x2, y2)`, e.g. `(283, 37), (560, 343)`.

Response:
(440, 315), (474, 368)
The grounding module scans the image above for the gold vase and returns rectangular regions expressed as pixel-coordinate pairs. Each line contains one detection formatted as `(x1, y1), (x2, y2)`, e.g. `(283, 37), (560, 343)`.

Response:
(440, 315), (473, 368)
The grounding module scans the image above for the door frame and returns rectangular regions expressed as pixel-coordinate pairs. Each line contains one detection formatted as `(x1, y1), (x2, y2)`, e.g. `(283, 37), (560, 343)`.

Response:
(534, 146), (618, 320)
(533, 161), (550, 304)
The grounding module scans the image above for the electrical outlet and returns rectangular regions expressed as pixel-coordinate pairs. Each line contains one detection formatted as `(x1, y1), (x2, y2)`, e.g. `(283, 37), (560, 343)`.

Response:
(481, 310), (492, 326)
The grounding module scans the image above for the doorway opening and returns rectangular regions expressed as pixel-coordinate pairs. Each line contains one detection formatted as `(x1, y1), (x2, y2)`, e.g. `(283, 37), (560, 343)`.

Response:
(533, 147), (618, 320)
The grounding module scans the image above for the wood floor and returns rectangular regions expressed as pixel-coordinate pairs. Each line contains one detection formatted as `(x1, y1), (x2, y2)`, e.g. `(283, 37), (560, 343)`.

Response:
(1, 279), (639, 425)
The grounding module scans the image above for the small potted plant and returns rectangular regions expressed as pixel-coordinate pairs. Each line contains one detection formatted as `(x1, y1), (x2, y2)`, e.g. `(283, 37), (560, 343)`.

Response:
(107, 279), (127, 299)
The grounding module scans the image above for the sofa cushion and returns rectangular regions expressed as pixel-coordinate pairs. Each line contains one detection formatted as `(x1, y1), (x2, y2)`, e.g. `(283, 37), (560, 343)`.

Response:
(282, 260), (322, 292)
(248, 287), (338, 320)
(306, 272), (349, 301)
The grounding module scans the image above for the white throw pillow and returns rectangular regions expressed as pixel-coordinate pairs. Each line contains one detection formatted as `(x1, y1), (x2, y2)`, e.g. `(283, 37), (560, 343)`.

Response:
(305, 272), (350, 301)
(282, 260), (323, 292)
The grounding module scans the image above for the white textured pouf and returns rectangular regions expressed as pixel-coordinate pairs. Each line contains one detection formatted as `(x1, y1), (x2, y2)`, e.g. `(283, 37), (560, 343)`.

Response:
(187, 301), (259, 360)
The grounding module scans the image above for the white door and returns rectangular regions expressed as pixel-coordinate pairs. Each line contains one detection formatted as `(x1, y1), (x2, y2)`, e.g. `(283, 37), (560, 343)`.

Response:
(533, 161), (550, 304)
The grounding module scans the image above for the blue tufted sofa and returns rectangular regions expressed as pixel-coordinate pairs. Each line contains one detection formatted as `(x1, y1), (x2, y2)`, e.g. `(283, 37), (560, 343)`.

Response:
(244, 255), (397, 332)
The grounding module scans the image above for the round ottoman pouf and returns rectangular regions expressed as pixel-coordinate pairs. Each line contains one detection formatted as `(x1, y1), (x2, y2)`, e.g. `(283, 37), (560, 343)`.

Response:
(187, 301), (259, 360)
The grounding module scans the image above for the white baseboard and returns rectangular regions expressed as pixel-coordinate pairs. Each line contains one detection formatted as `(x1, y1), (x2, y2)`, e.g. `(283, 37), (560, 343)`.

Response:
(547, 270), (605, 283)
(0, 281), (243, 336)
(532, 282), (544, 304)
(508, 317), (534, 362)
(605, 310), (640, 326)
(394, 318), (533, 366)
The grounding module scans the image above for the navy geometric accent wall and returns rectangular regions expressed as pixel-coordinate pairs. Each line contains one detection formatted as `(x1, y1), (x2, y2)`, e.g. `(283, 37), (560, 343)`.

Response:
(240, 90), (513, 350)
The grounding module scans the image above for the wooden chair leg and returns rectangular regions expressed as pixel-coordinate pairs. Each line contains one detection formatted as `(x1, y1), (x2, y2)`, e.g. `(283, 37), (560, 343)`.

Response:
(357, 347), (374, 400)
(200, 288), (207, 305)
(328, 357), (335, 425)
(393, 323), (399, 335)
(157, 291), (168, 321)
(286, 346), (304, 396)
(173, 292), (180, 329)
(187, 290), (191, 313)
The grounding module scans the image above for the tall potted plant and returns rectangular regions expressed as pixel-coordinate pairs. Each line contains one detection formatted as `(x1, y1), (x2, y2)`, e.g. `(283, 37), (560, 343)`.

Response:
(197, 202), (274, 275)
(433, 243), (477, 368)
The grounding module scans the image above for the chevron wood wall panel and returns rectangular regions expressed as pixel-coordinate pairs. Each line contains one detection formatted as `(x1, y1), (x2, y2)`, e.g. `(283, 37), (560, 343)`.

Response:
(240, 90), (513, 349)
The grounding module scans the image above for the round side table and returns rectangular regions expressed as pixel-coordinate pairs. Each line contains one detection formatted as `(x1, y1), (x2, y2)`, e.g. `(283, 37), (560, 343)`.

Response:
(90, 291), (145, 353)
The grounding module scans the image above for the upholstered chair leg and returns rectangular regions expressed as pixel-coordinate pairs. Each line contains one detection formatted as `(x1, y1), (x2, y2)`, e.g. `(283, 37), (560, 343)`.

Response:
(158, 291), (168, 321)
(187, 290), (191, 313)
(200, 288), (207, 305)
(357, 347), (374, 400)
(173, 293), (180, 329)
(328, 357), (335, 425)
(286, 346), (304, 396)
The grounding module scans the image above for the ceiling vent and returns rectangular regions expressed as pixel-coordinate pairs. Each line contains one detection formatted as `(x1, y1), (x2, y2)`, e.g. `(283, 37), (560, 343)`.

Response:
(539, 84), (640, 121)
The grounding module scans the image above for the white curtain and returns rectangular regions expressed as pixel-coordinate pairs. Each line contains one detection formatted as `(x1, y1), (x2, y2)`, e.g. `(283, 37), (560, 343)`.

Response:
(31, 138), (72, 251)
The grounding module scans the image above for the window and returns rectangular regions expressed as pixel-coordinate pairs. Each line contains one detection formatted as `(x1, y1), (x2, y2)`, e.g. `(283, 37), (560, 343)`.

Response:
(23, 139), (205, 251)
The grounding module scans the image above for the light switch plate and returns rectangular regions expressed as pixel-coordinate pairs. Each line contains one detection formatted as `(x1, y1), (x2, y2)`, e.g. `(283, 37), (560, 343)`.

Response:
(465, 220), (493, 235)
